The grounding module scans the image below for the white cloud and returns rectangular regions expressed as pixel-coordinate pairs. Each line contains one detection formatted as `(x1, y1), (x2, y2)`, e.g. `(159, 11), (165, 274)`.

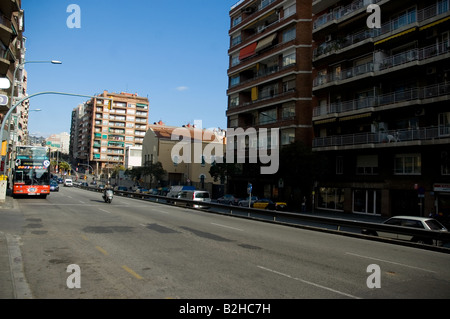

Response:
(176, 86), (189, 92)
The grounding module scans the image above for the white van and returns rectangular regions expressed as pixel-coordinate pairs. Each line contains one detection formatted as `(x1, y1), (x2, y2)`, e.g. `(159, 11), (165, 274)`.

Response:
(64, 179), (73, 187)
(177, 190), (211, 209)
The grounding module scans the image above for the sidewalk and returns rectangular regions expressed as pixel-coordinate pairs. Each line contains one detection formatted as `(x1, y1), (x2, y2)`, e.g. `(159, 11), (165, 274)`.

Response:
(0, 194), (17, 298)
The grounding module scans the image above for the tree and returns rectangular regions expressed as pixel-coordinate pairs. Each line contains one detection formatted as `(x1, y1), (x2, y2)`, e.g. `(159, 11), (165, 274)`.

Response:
(209, 158), (239, 184)
(142, 161), (166, 188)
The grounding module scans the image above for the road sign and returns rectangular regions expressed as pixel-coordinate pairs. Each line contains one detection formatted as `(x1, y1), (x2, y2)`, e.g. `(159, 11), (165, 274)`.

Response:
(0, 95), (8, 106)
(247, 183), (252, 194)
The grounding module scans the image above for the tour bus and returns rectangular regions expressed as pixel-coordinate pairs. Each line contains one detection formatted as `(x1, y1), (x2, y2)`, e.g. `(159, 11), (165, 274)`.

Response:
(12, 146), (51, 198)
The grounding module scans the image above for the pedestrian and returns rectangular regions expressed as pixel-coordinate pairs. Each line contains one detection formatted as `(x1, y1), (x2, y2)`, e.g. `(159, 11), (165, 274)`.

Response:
(301, 196), (306, 212)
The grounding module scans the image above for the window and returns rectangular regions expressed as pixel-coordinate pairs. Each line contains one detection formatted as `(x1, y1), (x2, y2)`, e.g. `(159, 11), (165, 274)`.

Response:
(353, 189), (381, 214)
(259, 109), (277, 124)
(281, 128), (295, 145)
(282, 103), (295, 120)
(231, 34), (241, 47)
(230, 75), (240, 87)
(282, 27), (296, 43)
(438, 0), (449, 14)
(282, 52), (296, 67)
(284, 3), (296, 18)
(318, 188), (344, 211)
(229, 117), (238, 128)
(282, 78), (295, 93)
(231, 54), (240, 67)
(232, 15), (242, 27)
(230, 95), (239, 107)
(394, 154), (421, 175)
(356, 155), (378, 175)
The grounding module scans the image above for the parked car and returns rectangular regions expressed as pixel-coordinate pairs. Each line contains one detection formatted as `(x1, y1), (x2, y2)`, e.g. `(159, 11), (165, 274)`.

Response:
(176, 190), (211, 209)
(362, 216), (448, 246)
(252, 198), (288, 211)
(217, 194), (240, 206)
(238, 196), (258, 207)
(50, 181), (59, 192)
(64, 179), (73, 187)
(80, 182), (89, 187)
(97, 184), (106, 190)
(115, 186), (128, 192)
(166, 185), (195, 198)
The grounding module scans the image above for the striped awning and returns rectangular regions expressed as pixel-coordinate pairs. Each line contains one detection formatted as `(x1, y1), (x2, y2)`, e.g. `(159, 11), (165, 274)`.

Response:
(255, 33), (277, 52)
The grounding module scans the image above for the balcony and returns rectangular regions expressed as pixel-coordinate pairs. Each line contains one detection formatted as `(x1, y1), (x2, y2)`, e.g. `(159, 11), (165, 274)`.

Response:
(313, 125), (450, 150)
(313, 2), (450, 61)
(228, 63), (296, 93)
(313, 82), (450, 117)
(313, 0), (384, 31)
(313, 43), (450, 89)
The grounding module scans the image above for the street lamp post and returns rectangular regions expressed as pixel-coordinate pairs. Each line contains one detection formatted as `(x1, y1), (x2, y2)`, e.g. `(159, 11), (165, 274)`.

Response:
(3, 60), (62, 180)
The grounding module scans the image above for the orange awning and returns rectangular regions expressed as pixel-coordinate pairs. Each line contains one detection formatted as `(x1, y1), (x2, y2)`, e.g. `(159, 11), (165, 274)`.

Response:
(239, 42), (257, 60)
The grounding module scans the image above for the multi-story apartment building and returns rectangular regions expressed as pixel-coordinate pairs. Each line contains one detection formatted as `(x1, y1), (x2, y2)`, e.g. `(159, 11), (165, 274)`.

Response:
(0, 0), (25, 174)
(226, 0), (313, 198)
(311, 0), (450, 219)
(70, 91), (149, 177)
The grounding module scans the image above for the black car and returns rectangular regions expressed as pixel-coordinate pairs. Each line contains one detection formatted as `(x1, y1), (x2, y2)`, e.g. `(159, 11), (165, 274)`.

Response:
(217, 194), (240, 205)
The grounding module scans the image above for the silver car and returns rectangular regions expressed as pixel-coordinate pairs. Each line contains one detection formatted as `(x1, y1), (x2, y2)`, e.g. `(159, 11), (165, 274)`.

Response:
(363, 216), (448, 246)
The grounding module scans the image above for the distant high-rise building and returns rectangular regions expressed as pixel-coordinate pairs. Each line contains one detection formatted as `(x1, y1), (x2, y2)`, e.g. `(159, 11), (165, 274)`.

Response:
(70, 91), (149, 176)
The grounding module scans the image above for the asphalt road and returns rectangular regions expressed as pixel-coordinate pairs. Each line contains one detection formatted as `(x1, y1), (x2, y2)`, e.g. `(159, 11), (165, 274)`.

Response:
(9, 186), (450, 299)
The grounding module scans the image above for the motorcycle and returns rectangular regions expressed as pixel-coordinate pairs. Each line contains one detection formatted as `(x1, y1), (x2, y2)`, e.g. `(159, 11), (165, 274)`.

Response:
(103, 189), (113, 203)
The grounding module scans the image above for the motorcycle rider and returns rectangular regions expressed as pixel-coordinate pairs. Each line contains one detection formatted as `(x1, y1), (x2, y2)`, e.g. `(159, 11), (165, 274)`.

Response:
(103, 182), (114, 202)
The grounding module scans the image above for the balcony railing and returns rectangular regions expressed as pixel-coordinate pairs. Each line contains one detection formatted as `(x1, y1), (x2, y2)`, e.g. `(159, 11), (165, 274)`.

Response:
(313, 42), (450, 87)
(313, 0), (383, 30)
(313, 125), (450, 148)
(313, 82), (450, 117)
(313, 2), (450, 60)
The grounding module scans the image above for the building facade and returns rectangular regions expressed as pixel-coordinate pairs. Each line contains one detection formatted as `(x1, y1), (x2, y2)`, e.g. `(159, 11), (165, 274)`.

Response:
(70, 91), (149, 177)
(141, 122), (226, 195)
(311, 0), (450, 219)
(0, 0), (25, 175)
(226, 0), (313, 198)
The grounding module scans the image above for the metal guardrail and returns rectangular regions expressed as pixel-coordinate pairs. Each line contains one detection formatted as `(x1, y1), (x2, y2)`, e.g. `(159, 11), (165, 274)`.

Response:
(77, 185), (450, 253)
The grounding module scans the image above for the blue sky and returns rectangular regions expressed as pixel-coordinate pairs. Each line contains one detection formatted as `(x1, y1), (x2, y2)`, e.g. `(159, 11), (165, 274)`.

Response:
(22, 0), (238, 137)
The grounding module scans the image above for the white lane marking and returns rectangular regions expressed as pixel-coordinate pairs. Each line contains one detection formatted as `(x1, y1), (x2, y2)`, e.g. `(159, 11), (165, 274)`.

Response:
(98, 208), (111, 214)
(211, 223), (244, 232)
(346, 252), (437, 273)
(257, 265), (361, 299)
